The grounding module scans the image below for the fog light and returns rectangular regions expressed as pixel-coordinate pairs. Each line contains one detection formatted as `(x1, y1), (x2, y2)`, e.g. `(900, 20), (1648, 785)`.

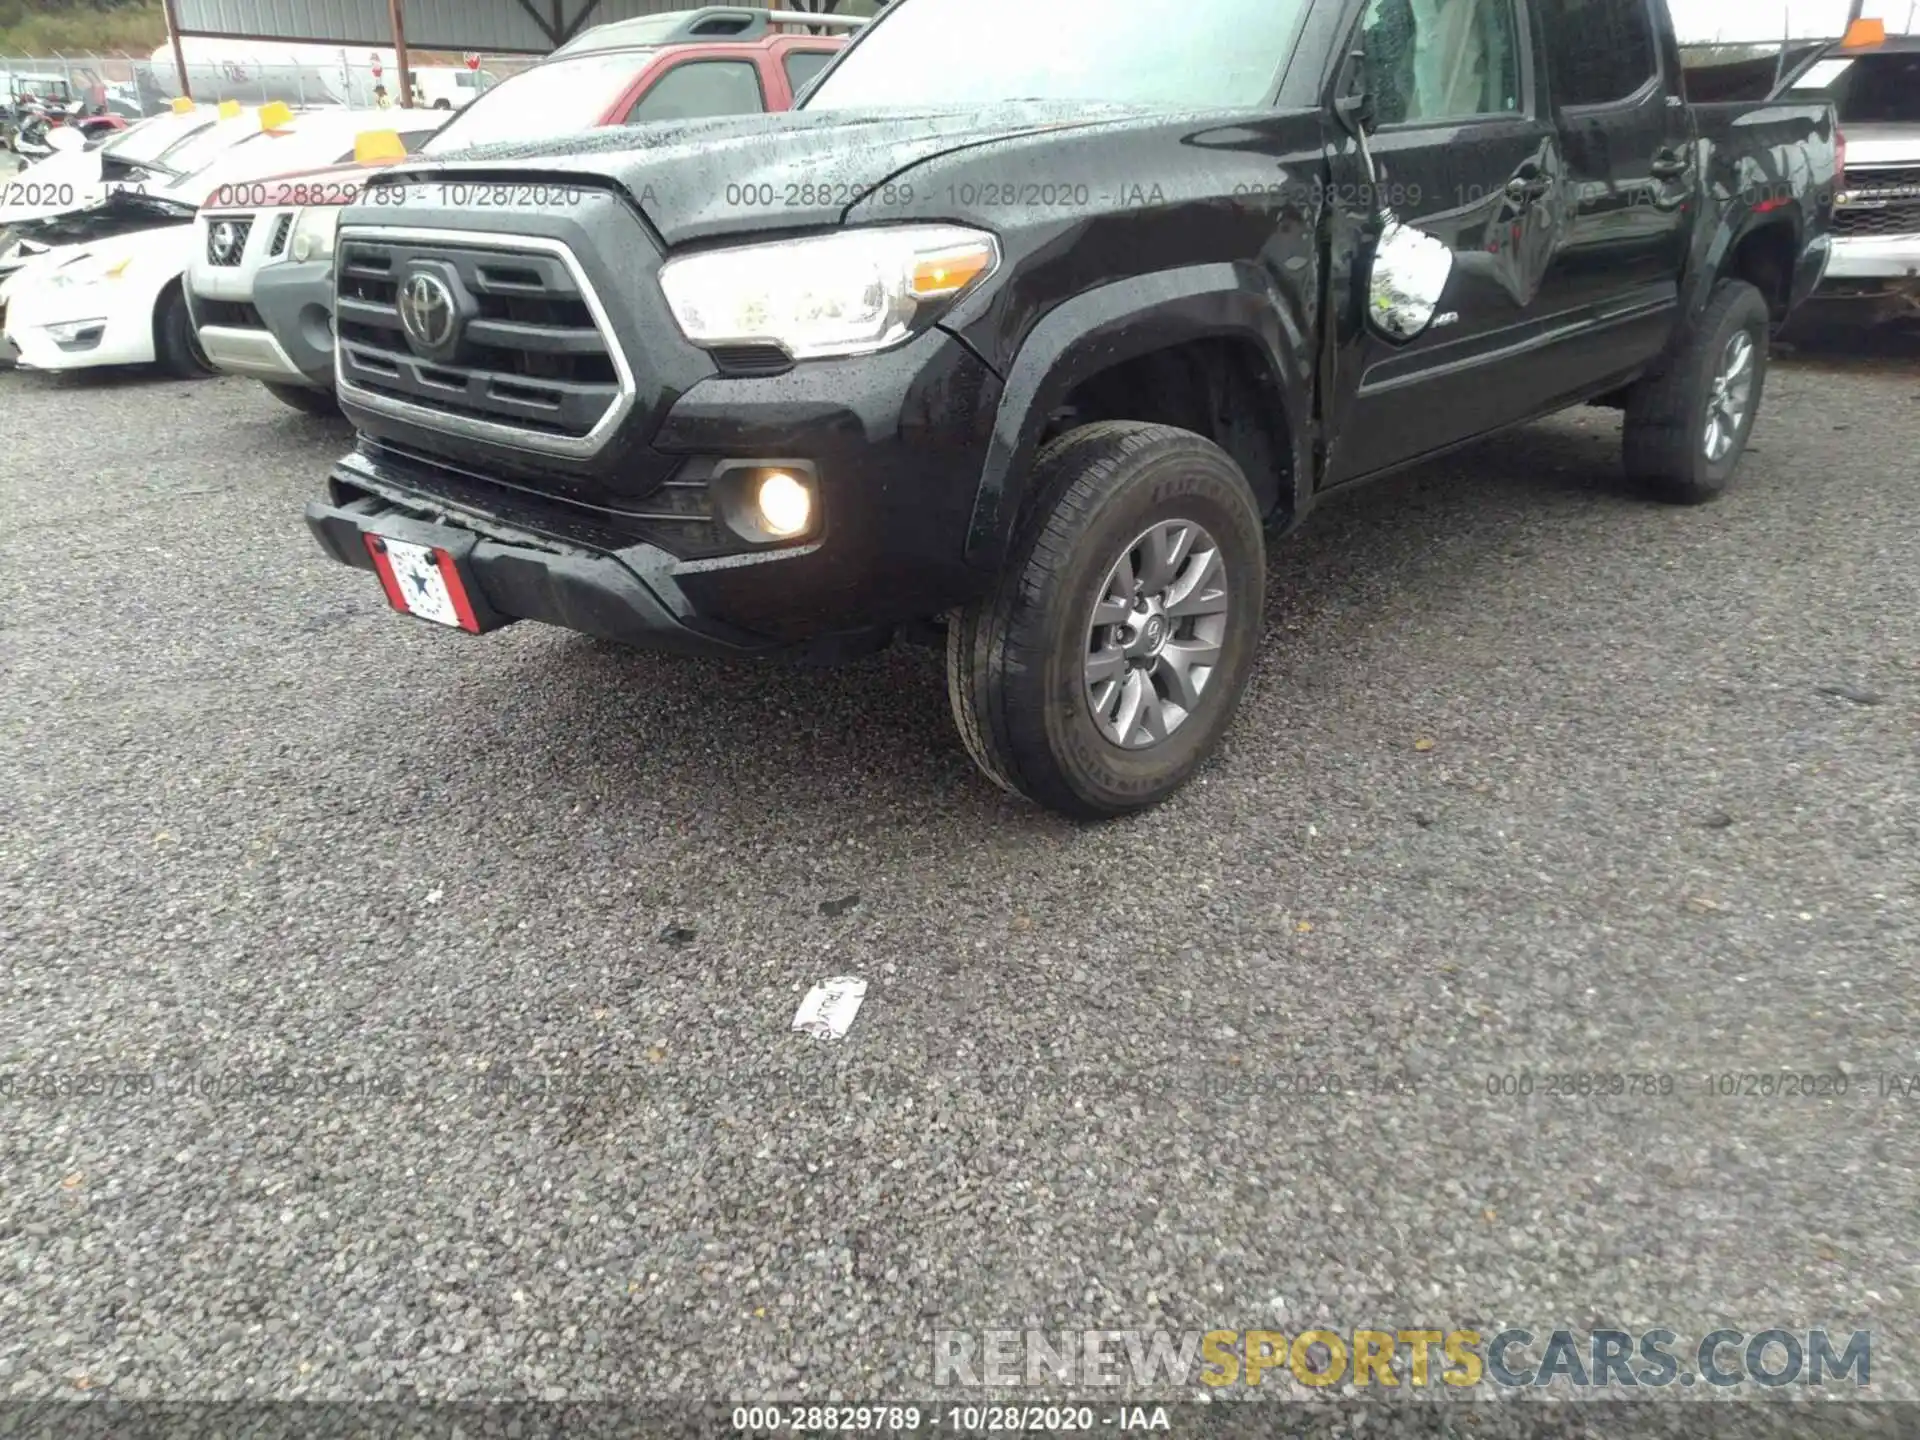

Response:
(756, 471), (811, 537)
(46, 319), (105, 347)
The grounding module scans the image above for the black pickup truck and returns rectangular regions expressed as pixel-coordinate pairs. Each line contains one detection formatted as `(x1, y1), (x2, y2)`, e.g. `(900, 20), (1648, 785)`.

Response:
(305, 0), (1837, 818)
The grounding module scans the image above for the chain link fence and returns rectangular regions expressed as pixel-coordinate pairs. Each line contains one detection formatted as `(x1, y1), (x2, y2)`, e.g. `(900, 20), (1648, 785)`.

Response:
(2, 51), (537, 119)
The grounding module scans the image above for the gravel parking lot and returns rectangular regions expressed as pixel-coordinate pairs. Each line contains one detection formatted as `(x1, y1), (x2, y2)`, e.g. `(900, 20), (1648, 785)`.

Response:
(1, 338), (1916, 1413)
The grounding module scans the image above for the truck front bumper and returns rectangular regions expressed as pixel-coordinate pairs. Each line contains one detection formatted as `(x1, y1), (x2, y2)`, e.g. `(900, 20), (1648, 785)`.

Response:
(309, 323), (1003, 659)
(1821, 233), (1920, 294)
(306, 475), (770, 657)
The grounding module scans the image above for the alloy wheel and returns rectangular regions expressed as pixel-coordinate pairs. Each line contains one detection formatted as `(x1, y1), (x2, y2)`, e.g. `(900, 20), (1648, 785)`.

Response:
(1082, 518), (1230, 749)
(1703, 329), (1756, 463)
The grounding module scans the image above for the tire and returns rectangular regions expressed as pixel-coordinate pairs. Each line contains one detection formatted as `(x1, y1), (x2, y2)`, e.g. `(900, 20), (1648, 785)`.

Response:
(260, 380), (340, 417)
(1623, 279), (1770, 504)
(947, 421), (1267, 819)
(153, 282), (214, 379)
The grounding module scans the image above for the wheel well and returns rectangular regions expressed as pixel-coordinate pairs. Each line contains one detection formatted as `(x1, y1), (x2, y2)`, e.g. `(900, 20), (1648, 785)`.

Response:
(1043, 338), (1294, 525)
(150, 275), (183, 353)
(1725, 221), (1796, 323)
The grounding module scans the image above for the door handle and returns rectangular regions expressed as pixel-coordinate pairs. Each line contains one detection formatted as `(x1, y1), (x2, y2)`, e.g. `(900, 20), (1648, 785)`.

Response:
(1505, 175), (1551, 207)
(1649, 149), (1692, 180)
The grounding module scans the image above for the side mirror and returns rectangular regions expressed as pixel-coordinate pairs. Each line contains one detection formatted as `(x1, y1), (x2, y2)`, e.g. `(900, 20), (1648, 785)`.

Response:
(1367, 219), (1454, 344)
(1334, 90), (1375, 140)
(1334, 54), (1382, 196)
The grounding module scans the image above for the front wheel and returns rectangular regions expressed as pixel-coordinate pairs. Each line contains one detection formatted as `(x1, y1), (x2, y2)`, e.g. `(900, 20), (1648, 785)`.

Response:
(260, 380), (340, 416)
(1623, 279), (1770, 504)
(947, 422), (1267, 819)
(153, 282), (214, 380)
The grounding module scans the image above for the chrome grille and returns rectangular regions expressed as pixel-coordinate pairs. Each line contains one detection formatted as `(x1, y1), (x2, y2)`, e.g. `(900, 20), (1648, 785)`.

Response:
(268, 212), (295, 257)
(334, 231), (629, 452)
(1836, 166), (1920, 237)
(205, 215), (254, 266)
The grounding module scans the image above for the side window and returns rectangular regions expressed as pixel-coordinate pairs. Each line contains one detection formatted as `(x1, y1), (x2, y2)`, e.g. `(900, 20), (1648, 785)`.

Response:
(1360, 0), (1522, 125)
(783, 50), (836, 96)
(625, 60), (765, 123)
(1533, 0), (1658, 107)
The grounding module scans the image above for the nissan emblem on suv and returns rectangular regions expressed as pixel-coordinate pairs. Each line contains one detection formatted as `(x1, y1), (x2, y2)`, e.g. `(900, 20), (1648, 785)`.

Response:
(209, 221), (242, 265)
(398, 270), (458, 355)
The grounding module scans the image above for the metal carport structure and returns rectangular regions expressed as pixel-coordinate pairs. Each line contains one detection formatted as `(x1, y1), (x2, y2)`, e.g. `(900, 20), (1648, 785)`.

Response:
(160, 0), (874, 99)
(171, 0), (875, 52)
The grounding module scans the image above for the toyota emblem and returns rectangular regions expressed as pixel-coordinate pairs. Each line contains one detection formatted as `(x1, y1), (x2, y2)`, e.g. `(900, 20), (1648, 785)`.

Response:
(398, 271), (457, 353)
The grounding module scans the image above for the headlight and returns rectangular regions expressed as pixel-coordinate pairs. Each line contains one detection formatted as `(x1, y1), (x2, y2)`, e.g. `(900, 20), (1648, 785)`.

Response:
(49, 252), (132, 288)
(659, 224), (999, 360)
(289, 206), (340, 265)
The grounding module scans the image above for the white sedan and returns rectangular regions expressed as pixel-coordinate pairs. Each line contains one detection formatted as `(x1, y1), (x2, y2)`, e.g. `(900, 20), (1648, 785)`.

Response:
(4, 224), (205, 373)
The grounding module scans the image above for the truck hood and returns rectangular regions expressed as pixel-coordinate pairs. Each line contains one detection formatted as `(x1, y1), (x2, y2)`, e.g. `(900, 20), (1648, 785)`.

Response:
(372, 103), (1194, 245)
(1842, 124), (1920, 167)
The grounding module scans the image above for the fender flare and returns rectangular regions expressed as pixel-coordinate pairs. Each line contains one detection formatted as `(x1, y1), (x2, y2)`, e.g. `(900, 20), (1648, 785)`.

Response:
(1686, 203), (1805, 325)
(962, 262), (1313, 571)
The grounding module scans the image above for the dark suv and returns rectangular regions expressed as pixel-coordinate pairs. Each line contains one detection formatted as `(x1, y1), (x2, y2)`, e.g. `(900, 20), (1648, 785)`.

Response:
(306, 0), (1837, 818)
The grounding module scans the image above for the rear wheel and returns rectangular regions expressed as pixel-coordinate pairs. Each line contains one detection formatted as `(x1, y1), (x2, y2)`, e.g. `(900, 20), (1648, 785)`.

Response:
(153, 282), (214, 380)
(1623, 279), (1769, 504)
(947, 421), (1266, 819)
(260, 380), (340, 417)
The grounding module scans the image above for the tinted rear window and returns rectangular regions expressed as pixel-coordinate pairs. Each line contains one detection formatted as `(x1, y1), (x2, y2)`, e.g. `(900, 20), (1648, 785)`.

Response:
(1789, 53), (1920, 123)
(784, 49), (836, 95)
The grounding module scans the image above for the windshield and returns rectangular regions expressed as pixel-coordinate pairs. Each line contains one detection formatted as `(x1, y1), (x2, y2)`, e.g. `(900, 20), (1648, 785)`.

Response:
(144, 117), (258, 184)
(101, 114), (215, 168)
(1788, 53), (1920, 122)
(425, 51), (654, 151)
(804, 0), (1305, 110)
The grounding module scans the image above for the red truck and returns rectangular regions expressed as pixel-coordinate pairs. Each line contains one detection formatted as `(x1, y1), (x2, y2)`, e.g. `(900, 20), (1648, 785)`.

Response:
(441, 23), (851, 147)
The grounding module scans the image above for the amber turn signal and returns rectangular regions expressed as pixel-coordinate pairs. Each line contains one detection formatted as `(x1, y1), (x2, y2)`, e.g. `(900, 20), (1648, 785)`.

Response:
(910, 243), (996, 299)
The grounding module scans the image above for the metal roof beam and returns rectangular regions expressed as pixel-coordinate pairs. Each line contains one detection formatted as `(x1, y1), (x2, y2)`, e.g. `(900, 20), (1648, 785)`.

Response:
(512, 0), (562, 45)
(559, 0), (608, 43)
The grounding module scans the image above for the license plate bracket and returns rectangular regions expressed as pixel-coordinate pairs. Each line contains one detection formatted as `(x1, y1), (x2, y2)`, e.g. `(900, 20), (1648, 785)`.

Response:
(363, 525), (500, 632)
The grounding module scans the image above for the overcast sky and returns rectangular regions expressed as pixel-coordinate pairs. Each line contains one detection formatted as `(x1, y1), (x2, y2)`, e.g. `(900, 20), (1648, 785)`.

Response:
(1669, 0), (1916, 41)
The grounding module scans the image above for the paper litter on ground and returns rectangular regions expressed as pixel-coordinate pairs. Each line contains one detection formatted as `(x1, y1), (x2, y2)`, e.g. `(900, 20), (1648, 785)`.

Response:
(792, 977), (868, 1040)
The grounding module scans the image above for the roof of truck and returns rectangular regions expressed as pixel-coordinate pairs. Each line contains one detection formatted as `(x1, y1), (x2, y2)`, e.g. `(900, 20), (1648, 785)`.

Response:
(556, 6), (861, 55)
